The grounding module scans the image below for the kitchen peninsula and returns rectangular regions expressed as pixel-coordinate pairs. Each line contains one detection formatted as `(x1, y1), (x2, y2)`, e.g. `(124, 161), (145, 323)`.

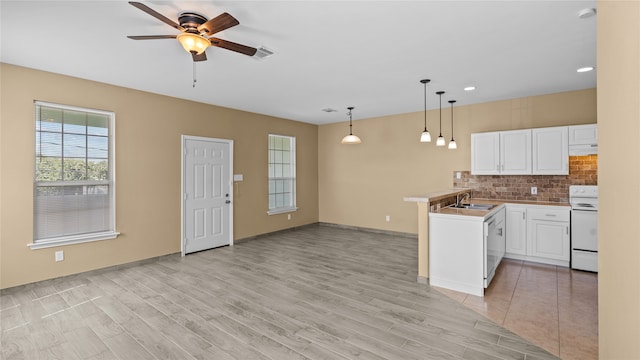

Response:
(403, 189), (472, 284)
(405, 189), (571, 296)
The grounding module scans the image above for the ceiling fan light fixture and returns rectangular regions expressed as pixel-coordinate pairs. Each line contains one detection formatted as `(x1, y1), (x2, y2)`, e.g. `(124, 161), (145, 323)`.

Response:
(177, 32), (210, 55)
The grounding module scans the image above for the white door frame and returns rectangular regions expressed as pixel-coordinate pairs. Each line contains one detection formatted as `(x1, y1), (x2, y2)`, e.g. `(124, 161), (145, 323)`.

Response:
(181, 135), (234, 256)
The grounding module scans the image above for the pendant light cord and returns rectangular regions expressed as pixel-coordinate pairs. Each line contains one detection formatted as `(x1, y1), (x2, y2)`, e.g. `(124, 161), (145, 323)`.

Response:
(437, 91), (445, 136)
(450, 100), (456, 140)
(423, 80), (428, 131)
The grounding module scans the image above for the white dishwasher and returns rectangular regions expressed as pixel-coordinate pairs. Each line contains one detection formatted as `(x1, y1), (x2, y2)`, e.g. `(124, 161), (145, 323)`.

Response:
(484, 208), (506, 287)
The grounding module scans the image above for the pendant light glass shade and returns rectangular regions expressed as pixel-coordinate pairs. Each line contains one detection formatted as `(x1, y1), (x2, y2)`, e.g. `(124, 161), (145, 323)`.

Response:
(341, 107), (361, 144)
(419, 79), (431, 142)
(436, 91), (446, 146)
(448, 100), (457, 149)
(341, 134), (362, 144)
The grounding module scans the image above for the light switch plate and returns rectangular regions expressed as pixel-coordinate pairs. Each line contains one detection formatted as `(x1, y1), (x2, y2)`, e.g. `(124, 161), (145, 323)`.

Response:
(233, 174), (243, 181)
(55, 250), (64, 262)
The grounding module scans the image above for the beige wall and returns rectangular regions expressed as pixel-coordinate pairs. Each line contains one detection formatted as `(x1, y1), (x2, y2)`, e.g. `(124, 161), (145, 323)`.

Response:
(318, 89), (596, 234)
(598, 0), (640, 358)
(0, 64), (319, 289)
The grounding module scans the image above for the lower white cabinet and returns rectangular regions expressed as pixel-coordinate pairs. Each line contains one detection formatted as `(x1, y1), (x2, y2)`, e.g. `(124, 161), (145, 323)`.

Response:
(505, 206), (527, 255)
(505, 204), (570, 267)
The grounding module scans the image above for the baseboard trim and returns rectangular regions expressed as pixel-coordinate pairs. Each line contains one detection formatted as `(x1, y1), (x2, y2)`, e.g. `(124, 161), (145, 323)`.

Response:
(317, 222), (418, 239)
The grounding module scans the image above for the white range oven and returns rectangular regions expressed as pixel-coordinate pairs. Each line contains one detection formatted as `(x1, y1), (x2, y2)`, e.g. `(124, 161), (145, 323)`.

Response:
(569, 185), (598, 272)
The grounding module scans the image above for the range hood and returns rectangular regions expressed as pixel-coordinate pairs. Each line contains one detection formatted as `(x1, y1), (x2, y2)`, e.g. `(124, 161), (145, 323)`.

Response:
(569, 144), (598, 156)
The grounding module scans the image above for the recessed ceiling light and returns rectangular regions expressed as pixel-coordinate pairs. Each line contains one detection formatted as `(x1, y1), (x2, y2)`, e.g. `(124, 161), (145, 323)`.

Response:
(578, 8), (597, 19)
(577, 66), (595, 73)
(464, 86), (476, 91)
(322, 108), (338, 113)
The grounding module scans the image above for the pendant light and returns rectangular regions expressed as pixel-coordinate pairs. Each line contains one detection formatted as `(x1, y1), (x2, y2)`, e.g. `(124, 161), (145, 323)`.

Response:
(419, 79), (431, 142)
(341, 106), (361, 144)
(448, 100), (457, 149)
(435, 91), (446, 146)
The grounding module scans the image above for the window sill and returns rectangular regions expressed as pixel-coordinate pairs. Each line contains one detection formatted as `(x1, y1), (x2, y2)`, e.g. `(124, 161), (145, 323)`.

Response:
(28, 231), (120, 250)
(267, 208), (298, 215)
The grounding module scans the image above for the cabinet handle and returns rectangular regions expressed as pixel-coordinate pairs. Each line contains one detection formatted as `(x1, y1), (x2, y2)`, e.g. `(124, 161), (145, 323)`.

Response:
(566, 226), (569, 235)
(522, 212), (525, 220)
(545, 214), (557, 217)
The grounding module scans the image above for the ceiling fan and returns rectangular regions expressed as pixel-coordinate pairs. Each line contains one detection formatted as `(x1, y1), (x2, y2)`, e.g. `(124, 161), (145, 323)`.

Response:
(126, 1), (257, 62)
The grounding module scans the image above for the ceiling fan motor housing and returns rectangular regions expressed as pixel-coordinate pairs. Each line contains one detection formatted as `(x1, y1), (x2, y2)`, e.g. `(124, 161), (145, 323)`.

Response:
(178, 11), (208, 34)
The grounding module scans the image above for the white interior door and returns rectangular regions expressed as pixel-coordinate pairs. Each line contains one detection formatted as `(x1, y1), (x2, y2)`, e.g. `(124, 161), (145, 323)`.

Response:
(182, 136), (233, 255)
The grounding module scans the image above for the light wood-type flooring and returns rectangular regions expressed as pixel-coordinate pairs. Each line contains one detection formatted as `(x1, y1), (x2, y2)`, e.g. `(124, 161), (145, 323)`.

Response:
(434, 259), (598, 360)
(2, 224), (561, 360)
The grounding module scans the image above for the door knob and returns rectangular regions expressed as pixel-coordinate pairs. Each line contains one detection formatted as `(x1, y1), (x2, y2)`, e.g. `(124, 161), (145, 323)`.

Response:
(225, 200), (231, 204)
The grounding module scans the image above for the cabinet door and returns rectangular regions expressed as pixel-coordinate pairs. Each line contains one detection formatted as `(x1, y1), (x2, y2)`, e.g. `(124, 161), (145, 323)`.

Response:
(471, 132), (500, 175)
(505, 206), (527, 255)
(500, 130), (532, 174)
(532, 126), (568, 175)
(528, 220), (570, 261)
(569, 124), (597, 145)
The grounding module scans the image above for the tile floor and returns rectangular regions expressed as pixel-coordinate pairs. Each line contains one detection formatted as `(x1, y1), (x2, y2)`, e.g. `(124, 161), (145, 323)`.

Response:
(433, 259), (598, 360)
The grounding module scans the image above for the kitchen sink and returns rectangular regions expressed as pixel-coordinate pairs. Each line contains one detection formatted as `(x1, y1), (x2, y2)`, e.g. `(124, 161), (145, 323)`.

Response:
(447, 203), (496, 211)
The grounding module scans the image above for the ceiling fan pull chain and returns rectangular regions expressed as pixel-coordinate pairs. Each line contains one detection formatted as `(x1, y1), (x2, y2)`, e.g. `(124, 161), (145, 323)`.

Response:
(192, 62), (197, 88)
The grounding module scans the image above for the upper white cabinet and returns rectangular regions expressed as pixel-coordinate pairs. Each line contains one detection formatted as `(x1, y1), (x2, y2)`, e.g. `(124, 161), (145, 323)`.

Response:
(532, 126), (569, 175)
(471, 132), (500, 175)
(569, 124), (598, 145)
(471, 130), (531, 175)
(501, 130), (532, 174)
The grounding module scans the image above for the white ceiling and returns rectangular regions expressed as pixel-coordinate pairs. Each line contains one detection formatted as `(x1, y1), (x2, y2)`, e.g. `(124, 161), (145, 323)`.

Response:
(0, 1), (597, 125)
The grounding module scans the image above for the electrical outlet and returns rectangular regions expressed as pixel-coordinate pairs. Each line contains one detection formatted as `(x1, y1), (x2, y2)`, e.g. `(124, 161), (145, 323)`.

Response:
(385, 215), (390, 222)
(55, 250), (64, 262)
(456, 172), (461, 179)
(287, 214), (291, 220)
(531, 186), (538, 195)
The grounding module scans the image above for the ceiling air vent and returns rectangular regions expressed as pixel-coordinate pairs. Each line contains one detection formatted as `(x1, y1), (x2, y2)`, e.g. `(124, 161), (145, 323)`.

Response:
(253, 46), (275, 60)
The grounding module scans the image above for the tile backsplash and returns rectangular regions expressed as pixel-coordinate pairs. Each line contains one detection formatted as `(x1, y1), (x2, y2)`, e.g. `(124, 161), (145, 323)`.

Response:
(453, 155), (597, 203)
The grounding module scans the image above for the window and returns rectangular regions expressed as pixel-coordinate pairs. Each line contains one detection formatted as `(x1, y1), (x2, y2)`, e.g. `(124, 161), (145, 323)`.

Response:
(268, 134), (296, 214)
(32, 101), (117, 249)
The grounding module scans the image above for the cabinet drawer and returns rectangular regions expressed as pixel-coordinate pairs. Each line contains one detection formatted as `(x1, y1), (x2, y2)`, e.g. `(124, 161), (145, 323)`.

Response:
(528, 208), (570, 222)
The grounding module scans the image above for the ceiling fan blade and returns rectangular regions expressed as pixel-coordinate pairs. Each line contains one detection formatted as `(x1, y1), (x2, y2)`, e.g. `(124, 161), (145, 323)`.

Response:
(127, 35), (177, 40)
(209, 37), (257, 56)
(197, 12), (239, 36)
(129, 2), (184, 31)
(192, 52), (208, 62)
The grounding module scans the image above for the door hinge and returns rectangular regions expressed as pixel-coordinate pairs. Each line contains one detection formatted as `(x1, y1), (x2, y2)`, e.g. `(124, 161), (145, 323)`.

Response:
(184, 193), (188, 200)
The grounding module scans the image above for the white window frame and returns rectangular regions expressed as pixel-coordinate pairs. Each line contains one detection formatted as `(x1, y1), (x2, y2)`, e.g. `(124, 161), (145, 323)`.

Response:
(267, 134), (297, 215)
(30, 101), (118, 249)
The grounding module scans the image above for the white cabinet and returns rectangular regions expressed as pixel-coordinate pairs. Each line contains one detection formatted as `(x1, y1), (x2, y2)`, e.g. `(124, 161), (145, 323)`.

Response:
(532, 126), (568, 175)
(505, 206), (527, 255)
(527, 208), (570, 262)
(471, 130), (531, 175)
(504, 205), (570, 267)
(501, 130), (532, 174)
(471, 132), (500, 175)
(569, 124), (598, 145)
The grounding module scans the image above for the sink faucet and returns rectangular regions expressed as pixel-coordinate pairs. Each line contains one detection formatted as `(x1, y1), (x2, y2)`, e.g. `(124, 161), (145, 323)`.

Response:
(456, 192), (470, 207)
